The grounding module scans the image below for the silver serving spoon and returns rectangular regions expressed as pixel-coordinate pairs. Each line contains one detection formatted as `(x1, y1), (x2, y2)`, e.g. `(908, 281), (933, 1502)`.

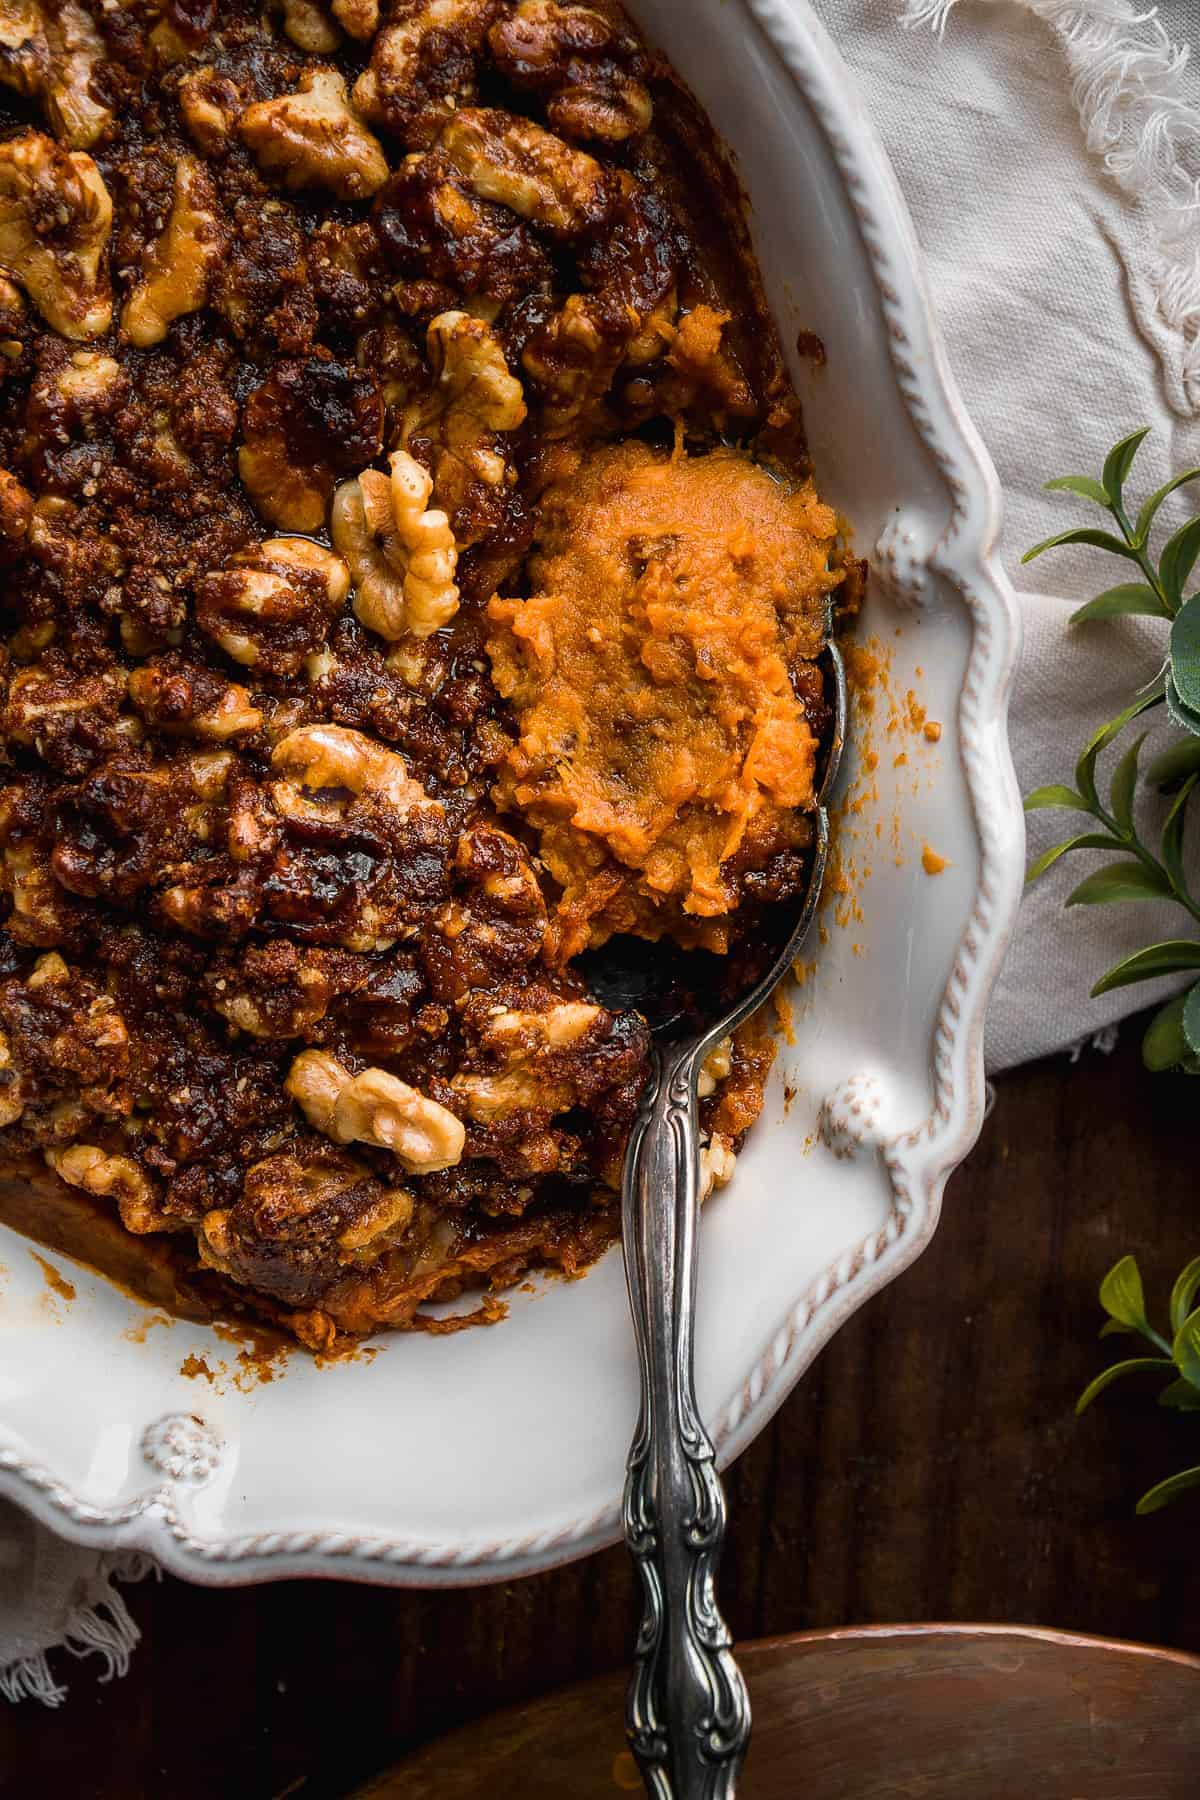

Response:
(582, 637), (847, 1799)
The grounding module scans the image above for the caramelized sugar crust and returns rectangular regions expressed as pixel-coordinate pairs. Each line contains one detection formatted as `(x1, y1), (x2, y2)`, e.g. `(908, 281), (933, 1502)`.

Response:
(0, 0), (842, 1346)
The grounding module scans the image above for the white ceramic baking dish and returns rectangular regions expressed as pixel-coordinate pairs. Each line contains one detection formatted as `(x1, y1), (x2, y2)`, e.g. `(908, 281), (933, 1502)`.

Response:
(0, 0), (1023, 1586)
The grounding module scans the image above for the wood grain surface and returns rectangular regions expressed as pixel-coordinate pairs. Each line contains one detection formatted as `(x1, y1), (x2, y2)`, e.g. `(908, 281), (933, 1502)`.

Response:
(2, 1021), (1199, 1799)
(357, 1626), (1200, 1798)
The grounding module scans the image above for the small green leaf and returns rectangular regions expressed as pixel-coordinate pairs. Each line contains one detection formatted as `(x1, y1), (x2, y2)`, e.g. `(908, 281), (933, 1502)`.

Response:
(1044, 475), (1111, 506)
(1160, 773), (1195, 893)
(1025, 834), (1120, 883)
(1158, 1377), (1200, 1410)
(1099, 1255), (1150, 1331)
(1161, 518), (1200, 612)
(1022, 527), (1141, 566)
(1103, 426), (1151, 509)
(1136, 1466), (1200, 1514)
(1023, 784), (1090, 813)
(1066, 860), (1171, 906)
(1173, 1308), (1200, 1389)
(1110, 732), (1146, 832)
(1143, 991), (1192, 1071)
(1184, 984), (1200, 1058)
(1077, 1356), (1172, 1415)
(1092, 940), (1200, 996)
(1170, 1256), (1200, 1335)
(1165, 674), (1200, 739)
(1074, 681), (1166, 805)
(1071, 584), (1166, 624)
(1169, 592), (1200, 708)
(1135, 468), (1200, 544)
(1148, 738), (1200, 790)
(1100, 1317), (1138, 1338)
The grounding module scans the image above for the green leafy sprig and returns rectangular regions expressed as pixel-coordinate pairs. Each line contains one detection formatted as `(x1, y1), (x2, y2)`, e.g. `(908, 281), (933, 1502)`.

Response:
(1023, 429), (1200, 1073)
(1078, 1254), (1200, 1513)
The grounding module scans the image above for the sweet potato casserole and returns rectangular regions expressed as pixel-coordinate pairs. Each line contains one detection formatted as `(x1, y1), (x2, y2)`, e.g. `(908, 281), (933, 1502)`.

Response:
(0, 0), (854, 1347)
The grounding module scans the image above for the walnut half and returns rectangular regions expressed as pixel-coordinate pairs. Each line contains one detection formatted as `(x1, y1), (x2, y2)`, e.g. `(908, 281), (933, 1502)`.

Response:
(46, 1143), (159, 1234)
(331, 448), (460, 643)
(0, 130), (112, 339)
(239, 67), (389, 202)
(121, 155), (226, 348)
(286, 1049), (465, 1173)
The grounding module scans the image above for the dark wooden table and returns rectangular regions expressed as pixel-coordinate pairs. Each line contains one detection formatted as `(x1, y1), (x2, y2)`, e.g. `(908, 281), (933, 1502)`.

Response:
(2, 1021), (1197, 1800)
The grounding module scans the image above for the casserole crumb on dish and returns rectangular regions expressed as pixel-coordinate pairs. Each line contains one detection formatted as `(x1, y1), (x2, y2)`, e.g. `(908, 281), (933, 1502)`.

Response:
(0, 0), (858, 1348)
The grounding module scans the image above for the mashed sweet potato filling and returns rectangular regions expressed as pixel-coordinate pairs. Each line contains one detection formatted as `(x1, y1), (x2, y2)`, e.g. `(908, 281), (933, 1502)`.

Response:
(487, 441), (841, 954)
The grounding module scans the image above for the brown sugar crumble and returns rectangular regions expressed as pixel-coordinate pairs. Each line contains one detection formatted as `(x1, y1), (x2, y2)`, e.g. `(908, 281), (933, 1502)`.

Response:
(0, 0), (852, 1350)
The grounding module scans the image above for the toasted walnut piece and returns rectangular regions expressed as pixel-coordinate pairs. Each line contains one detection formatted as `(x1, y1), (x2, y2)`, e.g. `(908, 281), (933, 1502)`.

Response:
(121, 156), (225, 349)
(0, 1), (45, 100)
(1, 843), (77, 946)
(440, 107), (614, 238)
(520, 290), (623, 437)
(128, 661), (263, 742)
(178, 65), (242, 155)
(0, 131), (112, 339)
(271, 722), (433, 816)
(374, 152), (552, 307)
(353, 0), (496, 137)
(286, 1049), (465, 1172)
(0, 2), (111, 150)
(697, 1035), (733, 1099)
(332, 0), (378, 37)
(4, 660), (128, 754)
(699, 1134), (736, 1201)
(337, 1185), (414, 1254)
(0, 466), (32, 562)
(239, 67), (389, 203)
(46, 1144), (159, 1234)
(41, 1), (111, 149)
(238, 356), (383, 533)
(195, 537), (350, 676)
(401, 308), (525, 544)
(279, 0), (342, 52)
(0, 1025), (25, 1127)
(332, 449), (459, 643)
(489, 0), (651, 143)
(449, 1001), (603, 1122)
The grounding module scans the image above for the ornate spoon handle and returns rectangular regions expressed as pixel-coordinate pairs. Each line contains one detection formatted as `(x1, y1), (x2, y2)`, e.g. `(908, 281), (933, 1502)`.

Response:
(621, 1044), (751, 1799)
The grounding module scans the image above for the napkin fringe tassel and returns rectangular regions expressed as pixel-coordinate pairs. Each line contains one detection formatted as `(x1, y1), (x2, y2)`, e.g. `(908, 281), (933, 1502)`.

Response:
(902, 0), (1200, 411)
(0, 1553), (154, 1707)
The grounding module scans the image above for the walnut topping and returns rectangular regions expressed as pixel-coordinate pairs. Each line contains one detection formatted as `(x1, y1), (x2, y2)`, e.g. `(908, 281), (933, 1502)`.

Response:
(440, 106), (615, 237)
(0, 1025), (25, 1127)
(401, 308), (525, 546)
(238, 356), (383, 533)
(278, 0), (342, 53)
(46, 1144), (159, 1234)
(489, 0), (651, 143)
(332, 0), (379, 38)
(697, 1035), (732, 1099)
(178, 65), (242, 156)
(121, 156), (226, 349)
(449, 1000), (601, 1121)
(353, 0), (498, 140)
(374, 151), (552, 308)
(0, 1), (112, 150)
(0, 131), (112, 340)
(698, 1134), (735, 1201)
(331, 448), (459, 643)
(270, 722), (434, 816)
(0, 466), (33, 562)
(128, 658), (263, 742)
(286, 1048), (465, 1172)
(195, 537), (351, 676)
(239, 67), (389, 202)
(337, 1185), (414, 1254)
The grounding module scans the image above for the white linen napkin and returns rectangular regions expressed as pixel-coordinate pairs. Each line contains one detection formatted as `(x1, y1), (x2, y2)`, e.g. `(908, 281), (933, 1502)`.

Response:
(4, 0), (1199, 1708)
